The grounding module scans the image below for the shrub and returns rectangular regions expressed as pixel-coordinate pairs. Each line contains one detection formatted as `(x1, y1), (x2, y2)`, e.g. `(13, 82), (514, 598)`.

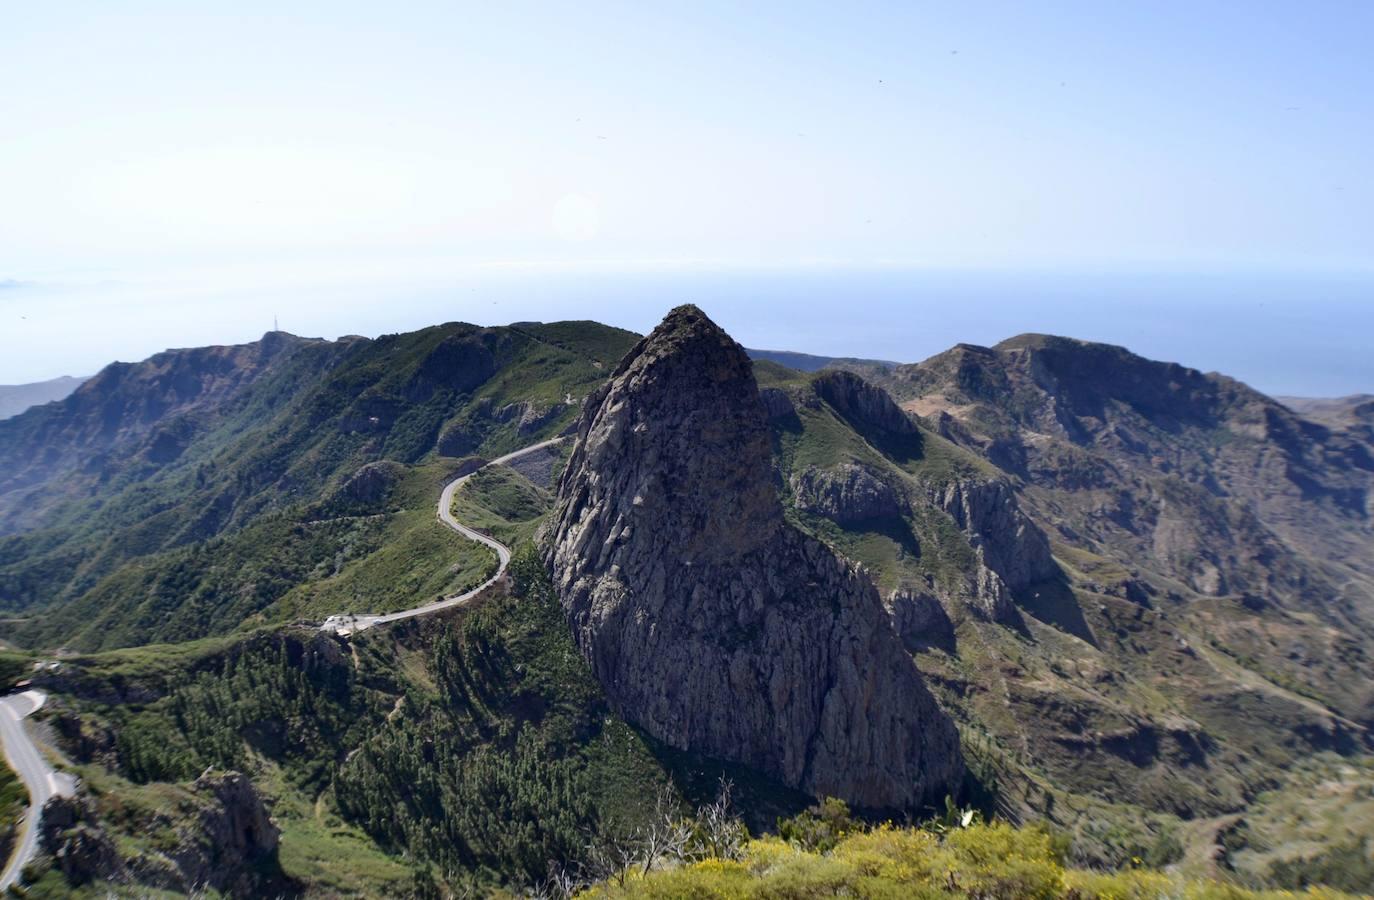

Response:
(777, 797), (858, 853)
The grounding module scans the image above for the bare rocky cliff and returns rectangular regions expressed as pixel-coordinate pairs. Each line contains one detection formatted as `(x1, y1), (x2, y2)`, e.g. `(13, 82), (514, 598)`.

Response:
(543, 305), (962, 809)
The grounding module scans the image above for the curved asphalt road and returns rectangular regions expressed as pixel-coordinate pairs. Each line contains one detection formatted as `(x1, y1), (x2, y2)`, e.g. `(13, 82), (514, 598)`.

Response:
(1, 690), (77, 891)
(322, 437), (564, 637)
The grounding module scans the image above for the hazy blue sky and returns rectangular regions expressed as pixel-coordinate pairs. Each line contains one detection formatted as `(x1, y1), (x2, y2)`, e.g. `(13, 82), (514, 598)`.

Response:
(2, 2), (1371, 393)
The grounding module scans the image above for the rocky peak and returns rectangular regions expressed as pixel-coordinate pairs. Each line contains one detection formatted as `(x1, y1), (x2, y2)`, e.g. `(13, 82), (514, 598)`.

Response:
(545, 304), (962, 809)
(557, 304), (784, 563)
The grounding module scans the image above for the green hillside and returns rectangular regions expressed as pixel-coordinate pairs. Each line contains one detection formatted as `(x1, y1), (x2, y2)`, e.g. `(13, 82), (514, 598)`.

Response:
(0, 320), (638, 651)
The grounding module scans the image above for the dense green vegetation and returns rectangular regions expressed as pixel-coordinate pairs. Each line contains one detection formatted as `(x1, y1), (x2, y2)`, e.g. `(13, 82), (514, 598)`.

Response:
(264, 505), (496, 624)
(39, 544), (683, 895)
(0, 649), (29, 689)
(333, 547), (670, 889)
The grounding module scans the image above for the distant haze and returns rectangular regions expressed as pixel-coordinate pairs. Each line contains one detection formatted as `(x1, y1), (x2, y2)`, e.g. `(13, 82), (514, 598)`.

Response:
(0, 375), (88, 420)
(1, 266), (1369, 398)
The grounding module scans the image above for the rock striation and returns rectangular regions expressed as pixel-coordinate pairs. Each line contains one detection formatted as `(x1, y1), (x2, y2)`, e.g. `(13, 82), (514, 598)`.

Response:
(544, 305), (962, 809)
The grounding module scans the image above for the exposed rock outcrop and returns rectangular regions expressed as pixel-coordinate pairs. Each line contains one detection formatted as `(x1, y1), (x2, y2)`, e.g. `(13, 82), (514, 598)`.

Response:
(792, 463), (905, 523)
(182, 770), (281, 890)
(927, 476), (1058, 595)
(759, 387), (796, 420)
(886, 586), (955, 653)
(40, 795), (126, 886)
(544, 305), (962, 809)
(40, 773), (284, 897)
(436, 421), (480, 457)
(337, 460), (405, 506)
(813, 369), (918, 436)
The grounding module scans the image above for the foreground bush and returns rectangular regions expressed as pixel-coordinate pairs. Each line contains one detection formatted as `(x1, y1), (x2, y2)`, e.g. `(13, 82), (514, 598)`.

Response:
(578, 819), (1363, 899)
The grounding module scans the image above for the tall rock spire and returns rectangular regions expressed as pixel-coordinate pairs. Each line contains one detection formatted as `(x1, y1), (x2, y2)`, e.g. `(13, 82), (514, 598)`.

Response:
(544, 305), (962, 809)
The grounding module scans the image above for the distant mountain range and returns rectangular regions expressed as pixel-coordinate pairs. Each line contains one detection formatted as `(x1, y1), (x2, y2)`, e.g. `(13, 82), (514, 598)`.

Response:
(745, 346), (898, 372)
(1277, 393), (1374, 431)
(0, 375), (87, 420)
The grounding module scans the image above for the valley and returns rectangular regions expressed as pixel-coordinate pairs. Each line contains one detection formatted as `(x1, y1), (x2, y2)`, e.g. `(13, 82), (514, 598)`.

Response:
(0, 307), (1370, 896)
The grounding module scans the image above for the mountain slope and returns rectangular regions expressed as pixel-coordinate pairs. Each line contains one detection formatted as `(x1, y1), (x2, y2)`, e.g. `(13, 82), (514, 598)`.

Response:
(745, 347), (899, 373)
(788, 333), (1374, 865)
(1280, 393), (1374, 434)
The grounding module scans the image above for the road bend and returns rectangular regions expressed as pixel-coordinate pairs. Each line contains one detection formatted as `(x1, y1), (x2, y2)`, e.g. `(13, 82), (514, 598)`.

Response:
(1, 690), (77, 890)
(321, 437), (564, 637)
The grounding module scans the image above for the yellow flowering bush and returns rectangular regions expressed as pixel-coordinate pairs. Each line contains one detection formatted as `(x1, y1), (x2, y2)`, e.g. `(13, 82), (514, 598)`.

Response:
(579, 821), (1367, 899)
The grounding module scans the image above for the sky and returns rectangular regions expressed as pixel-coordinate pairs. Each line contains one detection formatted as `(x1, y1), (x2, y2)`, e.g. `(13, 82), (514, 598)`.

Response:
(1, 2), (1372, 394)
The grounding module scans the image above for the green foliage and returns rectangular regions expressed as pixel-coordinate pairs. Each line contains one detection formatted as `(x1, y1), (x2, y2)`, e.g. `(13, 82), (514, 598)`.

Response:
(450, 465), (553, 547)
(265, 506), (496, 623)
(110, 632), (376, 786)
(1, 319), (636, 652)
(55, 544), (673, 894)
(584, 819), (1361, 899)
(332, 545), (667, 885)
(1267, 838), (1374, 894)
(777, 797), (858, 853)
(0, 649), (30, 689)
(21, 509), (393, 650)
(1144, 822), (1185, 868)
(0, 754), (27, 865)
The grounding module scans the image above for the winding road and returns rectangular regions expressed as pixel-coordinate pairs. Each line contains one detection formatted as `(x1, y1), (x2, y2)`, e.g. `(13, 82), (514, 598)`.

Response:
(0, 690), (77, 891)
(321, 437), (564, 637)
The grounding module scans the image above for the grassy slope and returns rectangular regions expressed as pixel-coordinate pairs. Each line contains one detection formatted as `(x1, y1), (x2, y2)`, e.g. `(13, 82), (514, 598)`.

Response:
(770, 379), (995, 598)
(30, 452), (811, 896)
(28, 457), (680, 896)
(450, 464), (552, 547)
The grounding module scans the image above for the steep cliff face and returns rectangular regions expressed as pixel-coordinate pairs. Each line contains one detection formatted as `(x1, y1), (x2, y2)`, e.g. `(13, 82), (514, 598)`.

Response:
(925, 475), (1060, 622)
(812, 369), (919, 437)
(544, 305), (962, 809)
(891, 334), (1374, 595)
(791, 463), (905, 523)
